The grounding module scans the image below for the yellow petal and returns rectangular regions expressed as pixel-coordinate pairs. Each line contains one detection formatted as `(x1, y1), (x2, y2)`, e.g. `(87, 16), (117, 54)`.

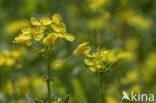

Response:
(13, 35), (32, 46)
(84, 59), (93, 66)
(21, 27), (32, 34)
(34, 26), (46, 33)
(73, 42), (91, 56)
(43, 33), (58, 47)
(30, 17), (41, 26)
(78, 42), (89, 48)
(60, 33), (75, 42)
(51, 22), (66, 33)
(89, 67), (97, 72)
(33, 33), (44, 41)
(52, 14), (62, 24)
(40, 17), (52, 25)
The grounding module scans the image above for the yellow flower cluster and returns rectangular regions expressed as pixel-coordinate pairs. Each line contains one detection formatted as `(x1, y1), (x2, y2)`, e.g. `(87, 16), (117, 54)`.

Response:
(0, 48), (26, 68)
(85, 48), (117, 72)
(119, 10), (151, 30)
(88, 0), (110, 11)
(73, 42), (117, 72)
(13, 14), (75, 47)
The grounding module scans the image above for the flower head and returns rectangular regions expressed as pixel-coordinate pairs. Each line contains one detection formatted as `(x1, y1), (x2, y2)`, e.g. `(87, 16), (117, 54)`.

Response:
(42, 14), (75, 47)
(84, 48), (117, 72)
(13, 14), (74, 48)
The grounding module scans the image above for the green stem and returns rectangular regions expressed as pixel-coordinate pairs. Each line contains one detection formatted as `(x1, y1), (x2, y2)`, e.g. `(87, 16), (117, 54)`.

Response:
(46, 48), (51, 103)
(99, 73), (104, 103)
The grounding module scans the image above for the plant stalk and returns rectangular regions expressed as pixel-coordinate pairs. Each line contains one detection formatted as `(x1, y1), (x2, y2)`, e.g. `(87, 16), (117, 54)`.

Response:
(46, 48), (51, 103)
(100, 73), (104, 103)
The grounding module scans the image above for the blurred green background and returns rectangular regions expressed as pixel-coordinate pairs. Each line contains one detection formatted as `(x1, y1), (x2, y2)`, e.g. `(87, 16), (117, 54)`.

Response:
(0, 0), (156, 103)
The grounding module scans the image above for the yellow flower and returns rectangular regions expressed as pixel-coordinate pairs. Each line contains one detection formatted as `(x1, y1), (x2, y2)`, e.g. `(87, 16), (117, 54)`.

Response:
(43, 32), (74, 47)
(84, 48), (117, 72)
(13, 26), (46, 46)
(11, 48), (27, 60)
(51, 22), (66, 33)
(32, 26), (46, 41)
(106, 96), (117, 103)
(0, 49), (26, 67)
(84, 59), (102, 72)
(51, 14), (66, 33)
(73, 42), (91, 56)
(43, 33), (59, 47)
(13, 35), (32, 46)
(57, 33), (75, 42)
(2, 80), (13, 95)
(31, 17), (52, 26)
(0, 54), (5, 65)
(52, 14), (62, 24)
(21, 26), (46, 41)
(42, 14), (74, 47)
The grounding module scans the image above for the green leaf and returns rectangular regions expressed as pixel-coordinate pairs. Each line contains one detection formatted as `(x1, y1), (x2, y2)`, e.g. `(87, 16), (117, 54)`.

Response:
(72, 78), (87, 103)
(25, 94), (35, 103)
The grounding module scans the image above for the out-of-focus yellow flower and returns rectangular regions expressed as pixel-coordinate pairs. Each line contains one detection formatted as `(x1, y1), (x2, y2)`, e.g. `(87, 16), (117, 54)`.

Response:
(117, 51), (136, 61)
(0, 55), (5, 65)
(125, 38), (138, 52)
(145, 52), (156, 69)
(142, 52), (156, 83)
(31, 17), (52, 26)
(120, 10), (152, 30)
(85, 48), (117, 72)
(11, 48), (27, 60)
(16, 64), (22, 69)
(89, 12), (110, 30)
(5, 19), (29, 34)
(52, 59), (64, 70)
(0, 49), (26, 67)
(16, 99), (27, 103)
(0, 50), (15, 66)
(132, 85), (141, 93)
(88, 0), (110, 11)
(16, 77), (30, 95)
(121, 71), (139, 85)
(32, 77), (46, 89)
(2, 80), (13, 95)
(106, 96), (117, 103)
(73, 42), (91, 56)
